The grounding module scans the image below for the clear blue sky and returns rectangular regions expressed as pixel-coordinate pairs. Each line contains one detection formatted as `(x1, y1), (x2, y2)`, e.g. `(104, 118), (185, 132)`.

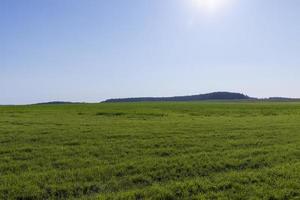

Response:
(1, 0), (300, 104)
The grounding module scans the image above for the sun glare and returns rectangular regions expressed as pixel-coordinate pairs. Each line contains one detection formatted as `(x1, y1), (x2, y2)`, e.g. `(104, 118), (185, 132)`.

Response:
(192, 0), (235, 15)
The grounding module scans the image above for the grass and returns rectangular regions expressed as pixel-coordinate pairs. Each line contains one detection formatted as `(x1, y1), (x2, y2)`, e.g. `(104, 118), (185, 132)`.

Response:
(0, 101), (300, 199)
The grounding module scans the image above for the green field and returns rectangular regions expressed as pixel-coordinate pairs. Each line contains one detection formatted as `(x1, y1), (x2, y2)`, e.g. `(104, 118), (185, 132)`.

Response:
(1, 102), (300, 199)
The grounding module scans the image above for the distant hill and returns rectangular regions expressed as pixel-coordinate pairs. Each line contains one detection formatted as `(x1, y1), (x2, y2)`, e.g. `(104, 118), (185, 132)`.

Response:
(34, 101), (79, 105)
(103, 92), (253, 103)
(267, 97), (300, 101)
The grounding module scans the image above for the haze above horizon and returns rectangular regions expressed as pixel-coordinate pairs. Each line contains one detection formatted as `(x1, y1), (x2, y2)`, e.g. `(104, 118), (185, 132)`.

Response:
(1, 0), (300, 104)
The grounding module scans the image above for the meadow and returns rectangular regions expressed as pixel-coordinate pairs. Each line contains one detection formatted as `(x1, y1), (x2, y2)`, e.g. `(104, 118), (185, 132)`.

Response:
(0, 102), (300, 199)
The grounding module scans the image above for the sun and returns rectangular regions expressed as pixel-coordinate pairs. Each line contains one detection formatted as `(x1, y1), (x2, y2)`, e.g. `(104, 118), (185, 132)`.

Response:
(192, 0), (235, 15)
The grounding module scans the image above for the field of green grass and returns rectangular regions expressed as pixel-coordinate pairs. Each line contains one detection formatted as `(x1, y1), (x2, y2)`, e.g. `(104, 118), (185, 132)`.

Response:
(1, 102), (300, 199)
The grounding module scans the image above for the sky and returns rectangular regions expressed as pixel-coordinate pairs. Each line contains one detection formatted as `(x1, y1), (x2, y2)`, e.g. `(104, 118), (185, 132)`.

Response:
(1, 0), (300, 104)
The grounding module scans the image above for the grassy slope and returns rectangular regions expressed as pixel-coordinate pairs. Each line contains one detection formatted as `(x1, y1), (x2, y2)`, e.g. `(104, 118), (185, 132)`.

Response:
(0, 102), (300, 199)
